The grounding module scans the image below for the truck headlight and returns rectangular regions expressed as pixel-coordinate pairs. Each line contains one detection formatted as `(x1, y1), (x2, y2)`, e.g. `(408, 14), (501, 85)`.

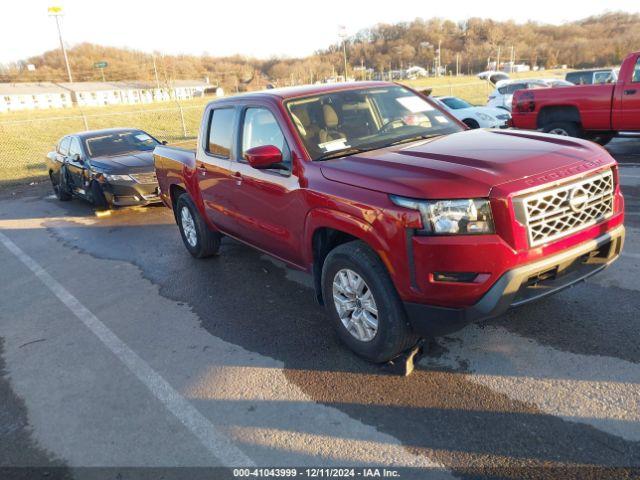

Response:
(390, 196), (495, 235)
(104, 174), (133, 182)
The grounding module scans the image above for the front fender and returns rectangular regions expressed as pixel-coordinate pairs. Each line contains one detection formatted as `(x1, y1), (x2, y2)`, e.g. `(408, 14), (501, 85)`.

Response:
(303, 207), (393, 273)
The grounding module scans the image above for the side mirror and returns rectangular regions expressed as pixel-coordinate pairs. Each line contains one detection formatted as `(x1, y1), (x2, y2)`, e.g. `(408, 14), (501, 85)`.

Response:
(161, 140), (168, 145)
(244, 145), (286, 170)
(73, 153), (84, 164)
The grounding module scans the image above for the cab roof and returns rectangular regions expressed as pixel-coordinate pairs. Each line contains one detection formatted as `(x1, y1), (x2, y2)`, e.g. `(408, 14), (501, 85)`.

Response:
(230, 81), (399, 101)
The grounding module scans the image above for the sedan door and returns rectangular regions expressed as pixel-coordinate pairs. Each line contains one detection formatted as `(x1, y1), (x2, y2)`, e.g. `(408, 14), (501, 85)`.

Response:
(65, 136), (89, 194)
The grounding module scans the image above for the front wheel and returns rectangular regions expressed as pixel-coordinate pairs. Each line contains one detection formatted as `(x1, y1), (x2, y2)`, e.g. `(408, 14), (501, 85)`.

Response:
(90, 181), (109, 211)
(175, 193), (221, 258)
(321, 241), (418, 363)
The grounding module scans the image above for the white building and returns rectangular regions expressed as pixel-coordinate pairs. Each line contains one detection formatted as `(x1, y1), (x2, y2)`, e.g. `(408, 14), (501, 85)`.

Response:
(0, 80), (210, 112)
(0, 82), (72, 113)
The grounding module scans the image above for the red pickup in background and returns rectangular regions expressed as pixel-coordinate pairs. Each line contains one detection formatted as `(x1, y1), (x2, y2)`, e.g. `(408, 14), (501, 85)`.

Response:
(511, 51), (640, 145)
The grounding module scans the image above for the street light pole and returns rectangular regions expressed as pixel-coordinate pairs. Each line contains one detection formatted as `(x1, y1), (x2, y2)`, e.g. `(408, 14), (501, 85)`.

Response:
(48, 7), (73, 83)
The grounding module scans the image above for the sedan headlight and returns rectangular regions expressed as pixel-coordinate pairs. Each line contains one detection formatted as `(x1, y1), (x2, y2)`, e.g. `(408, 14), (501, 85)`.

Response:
(104, 174), (133, 182)
(390, 196), (495, 235)
(476, 112), (494, 122)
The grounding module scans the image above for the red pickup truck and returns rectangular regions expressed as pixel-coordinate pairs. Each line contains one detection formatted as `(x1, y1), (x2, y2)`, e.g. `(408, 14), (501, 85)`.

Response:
(154, 82), (625, 362)
(511, 51), (640, 144)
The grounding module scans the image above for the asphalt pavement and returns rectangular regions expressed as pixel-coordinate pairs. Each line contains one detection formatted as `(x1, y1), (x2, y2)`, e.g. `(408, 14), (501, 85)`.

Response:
(0, 139), (639, 479)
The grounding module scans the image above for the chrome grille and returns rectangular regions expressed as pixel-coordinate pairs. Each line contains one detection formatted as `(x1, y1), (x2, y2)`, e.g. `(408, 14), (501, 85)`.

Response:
(515, 169), (614, 247)
(130, 172), (158, 184)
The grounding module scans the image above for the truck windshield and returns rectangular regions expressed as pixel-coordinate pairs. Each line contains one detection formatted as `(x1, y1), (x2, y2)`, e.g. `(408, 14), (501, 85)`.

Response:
(84, 130), (159, 158)
(285, 86), (462, 160)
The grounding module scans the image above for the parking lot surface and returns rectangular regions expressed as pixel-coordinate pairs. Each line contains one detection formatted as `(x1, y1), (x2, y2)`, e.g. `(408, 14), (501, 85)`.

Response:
(1, 142), (639, 479)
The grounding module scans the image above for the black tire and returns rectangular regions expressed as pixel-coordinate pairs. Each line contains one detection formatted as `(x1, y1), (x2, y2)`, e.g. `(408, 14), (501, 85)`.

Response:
(462, 118), (480, 129)
(321, 240), (418, 363)
(90, 181), (109, 211)
(50, 171), (72, 201)
(542, 121), (582, 138)
(589, 134), (614, 146)
(175, 193), (221, 258)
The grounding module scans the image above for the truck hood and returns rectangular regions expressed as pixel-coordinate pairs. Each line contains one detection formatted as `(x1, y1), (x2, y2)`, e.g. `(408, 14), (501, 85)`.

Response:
(89, 151), (154, 173)
(319, 129), (605, 199)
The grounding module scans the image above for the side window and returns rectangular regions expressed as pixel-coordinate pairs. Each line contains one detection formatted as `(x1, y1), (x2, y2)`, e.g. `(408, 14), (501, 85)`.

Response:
(241, 108), (290, 168)
(58, 137), (71, 156)
(207, 108), (236, 157)
(69, 137), (82, 158)
(633, 58), (640, 83)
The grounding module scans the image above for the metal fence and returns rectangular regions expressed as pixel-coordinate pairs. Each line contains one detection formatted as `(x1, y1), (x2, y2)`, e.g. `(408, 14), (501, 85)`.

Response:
(0, 103), (205, 183)
(0, 81), (493, 183)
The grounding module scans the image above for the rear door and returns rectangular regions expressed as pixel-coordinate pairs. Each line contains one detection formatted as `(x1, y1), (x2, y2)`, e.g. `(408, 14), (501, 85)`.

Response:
(195, 105), (239, 233)
(618, 56), (640, 130)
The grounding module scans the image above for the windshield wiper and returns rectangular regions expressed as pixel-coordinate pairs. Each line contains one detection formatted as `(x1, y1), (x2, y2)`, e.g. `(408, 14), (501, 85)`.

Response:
(315, 146), (376, 161)
(388, 133), (443, 147)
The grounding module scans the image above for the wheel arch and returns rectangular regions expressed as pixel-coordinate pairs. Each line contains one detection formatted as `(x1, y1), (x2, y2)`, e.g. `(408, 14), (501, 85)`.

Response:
(304, 208), (392, 305)
(537, 105), (582, 129)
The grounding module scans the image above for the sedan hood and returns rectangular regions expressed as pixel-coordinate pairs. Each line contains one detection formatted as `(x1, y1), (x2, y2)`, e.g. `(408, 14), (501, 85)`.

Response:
(90, 151), (154, 173)
(319, 129), (605, 199)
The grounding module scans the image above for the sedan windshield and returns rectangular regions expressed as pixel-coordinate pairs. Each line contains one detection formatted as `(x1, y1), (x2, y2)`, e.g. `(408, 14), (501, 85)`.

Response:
(84, 130), (159, 157)
(285, 86), (462, 160)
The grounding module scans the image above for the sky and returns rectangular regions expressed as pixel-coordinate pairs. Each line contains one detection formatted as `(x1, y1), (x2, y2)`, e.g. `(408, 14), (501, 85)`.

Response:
(1, 0), (639, 64)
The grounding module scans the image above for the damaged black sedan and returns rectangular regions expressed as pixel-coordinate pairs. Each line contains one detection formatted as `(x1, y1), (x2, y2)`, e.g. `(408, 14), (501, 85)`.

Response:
(46, 128), (164, 209)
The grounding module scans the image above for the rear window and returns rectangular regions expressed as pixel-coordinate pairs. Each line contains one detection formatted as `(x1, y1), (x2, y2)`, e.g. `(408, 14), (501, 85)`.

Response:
(498, 83), (526, 95)
(207, 108), (236, 157)
(566, 71), (593, 85)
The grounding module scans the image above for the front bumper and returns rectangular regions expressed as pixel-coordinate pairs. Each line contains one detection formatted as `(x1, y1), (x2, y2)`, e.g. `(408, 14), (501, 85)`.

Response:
(404, 225), (625, 337)
(102, 181), (162, 207)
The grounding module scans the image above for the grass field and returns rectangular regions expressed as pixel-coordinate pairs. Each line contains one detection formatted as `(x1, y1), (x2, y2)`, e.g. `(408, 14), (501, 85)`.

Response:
(0, 70), (568, 186)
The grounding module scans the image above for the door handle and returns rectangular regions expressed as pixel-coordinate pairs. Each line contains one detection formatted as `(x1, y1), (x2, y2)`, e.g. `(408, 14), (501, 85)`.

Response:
(196, 163), (207, 176)
(233, 171), (242, 186)
(624, 89), (637, 95)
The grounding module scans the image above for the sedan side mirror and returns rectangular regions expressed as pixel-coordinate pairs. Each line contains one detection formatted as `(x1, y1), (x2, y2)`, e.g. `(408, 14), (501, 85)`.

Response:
(73, 153), (84, 164)
(244, 145), (286, 170)
(161, 140), (168, 145)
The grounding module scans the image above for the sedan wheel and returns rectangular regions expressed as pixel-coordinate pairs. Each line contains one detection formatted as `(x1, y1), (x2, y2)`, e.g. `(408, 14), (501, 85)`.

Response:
(332, 268), (379, 342)
(180, 206), (198, 248)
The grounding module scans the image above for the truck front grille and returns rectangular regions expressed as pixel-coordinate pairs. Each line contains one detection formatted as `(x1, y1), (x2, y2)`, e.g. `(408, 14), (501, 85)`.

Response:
(515, 169), (614, 247)
(130, 172), (158, 185)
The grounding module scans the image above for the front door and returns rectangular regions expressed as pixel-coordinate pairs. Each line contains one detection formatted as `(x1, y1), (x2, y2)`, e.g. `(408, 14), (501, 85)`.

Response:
(619, 55), (640, 130)
(227, 106), (305, 267)
(66, 137), (88, 194)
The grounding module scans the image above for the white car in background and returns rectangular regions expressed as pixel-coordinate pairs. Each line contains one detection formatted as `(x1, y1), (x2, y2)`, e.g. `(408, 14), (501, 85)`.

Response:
(487, 79), (549, 111)
(433, 96), (511, 129)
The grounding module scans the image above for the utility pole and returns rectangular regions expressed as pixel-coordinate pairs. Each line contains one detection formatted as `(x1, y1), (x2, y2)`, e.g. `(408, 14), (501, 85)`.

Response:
(455, 54), (460, 76)
(496, 46), (501, 72)
(437, 39), (442, 77)
(338, 25), (348, 82)
(152, 54), (161, 90)
(48, 6), (73, 83)
(510, 45), (515, 73)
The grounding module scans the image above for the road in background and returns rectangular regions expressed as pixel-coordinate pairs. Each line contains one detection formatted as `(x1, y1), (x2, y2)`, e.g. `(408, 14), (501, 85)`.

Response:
(0, 145), (638, 479)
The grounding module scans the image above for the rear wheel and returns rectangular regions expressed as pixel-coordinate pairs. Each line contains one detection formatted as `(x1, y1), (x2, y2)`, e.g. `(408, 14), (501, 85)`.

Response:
(175, 193), (221, 258)
(321, 241), (418, 363)
(542, 121), (582, 138)
(50, 171), (71, 201)
(589, 134), (614, 146)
